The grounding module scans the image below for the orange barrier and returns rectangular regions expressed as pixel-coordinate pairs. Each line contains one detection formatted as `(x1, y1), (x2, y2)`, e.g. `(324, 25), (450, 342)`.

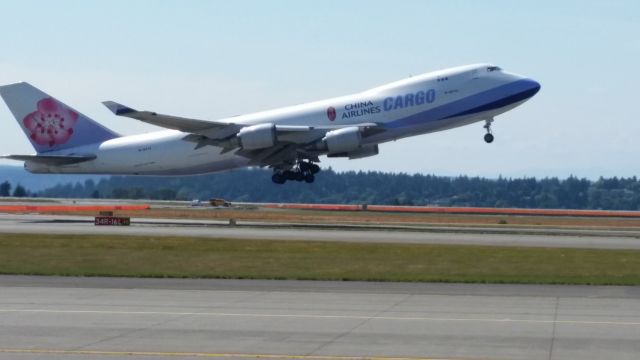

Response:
(263, 203), (640, 218)
(0, 204), (150, 212)
(264, 203), (362, 211)
(365, 205), (640, 217)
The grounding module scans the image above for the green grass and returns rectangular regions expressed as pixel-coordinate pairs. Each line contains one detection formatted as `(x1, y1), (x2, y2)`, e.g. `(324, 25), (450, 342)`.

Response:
(1, 233), (640, 285)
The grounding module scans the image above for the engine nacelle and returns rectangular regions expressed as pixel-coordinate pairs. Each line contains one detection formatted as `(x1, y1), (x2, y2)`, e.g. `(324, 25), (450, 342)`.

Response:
(237, 123), (276, 150)
(327, 144), (379, 159)
(23, 161), (51, 173)
(323, 127), (362, 154)
(347, 144), (379, 159)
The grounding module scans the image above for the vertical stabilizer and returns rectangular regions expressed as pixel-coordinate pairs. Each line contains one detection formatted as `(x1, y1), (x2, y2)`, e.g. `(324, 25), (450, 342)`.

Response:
(0, 82), (119, 153)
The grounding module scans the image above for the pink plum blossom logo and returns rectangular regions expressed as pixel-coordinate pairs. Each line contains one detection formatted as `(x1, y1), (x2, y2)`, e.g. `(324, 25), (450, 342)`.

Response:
(326, 106), (336, 121)
(23, 98), (77, 147)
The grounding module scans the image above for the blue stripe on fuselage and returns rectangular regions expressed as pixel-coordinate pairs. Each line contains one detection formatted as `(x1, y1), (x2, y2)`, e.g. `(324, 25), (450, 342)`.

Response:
(384, 79), (540, 129)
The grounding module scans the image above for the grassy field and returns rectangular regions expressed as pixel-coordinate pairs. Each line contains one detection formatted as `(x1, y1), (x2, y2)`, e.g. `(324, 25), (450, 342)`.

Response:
(1, 233), (640, 284)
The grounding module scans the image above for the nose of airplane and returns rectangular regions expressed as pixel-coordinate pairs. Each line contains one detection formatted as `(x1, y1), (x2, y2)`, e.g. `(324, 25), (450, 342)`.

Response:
(507, 76), (541, 101)
(523, 78), (541, 97)
(500, 75), (541, 107)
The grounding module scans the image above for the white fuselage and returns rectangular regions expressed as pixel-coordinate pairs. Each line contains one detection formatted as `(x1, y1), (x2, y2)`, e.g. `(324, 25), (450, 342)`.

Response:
(25, 64), (540, 175)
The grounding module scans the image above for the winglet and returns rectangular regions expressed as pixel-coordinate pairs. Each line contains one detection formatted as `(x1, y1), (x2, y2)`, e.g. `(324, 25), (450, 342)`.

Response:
(102, 101), (136, 116)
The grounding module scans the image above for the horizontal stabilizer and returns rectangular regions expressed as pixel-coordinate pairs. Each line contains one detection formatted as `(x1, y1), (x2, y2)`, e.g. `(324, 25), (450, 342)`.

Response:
(2, 154), (96, 165)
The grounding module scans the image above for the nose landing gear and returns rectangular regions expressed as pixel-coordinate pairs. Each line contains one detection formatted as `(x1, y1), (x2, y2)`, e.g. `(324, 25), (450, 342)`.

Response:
(483, 118), (494, 143)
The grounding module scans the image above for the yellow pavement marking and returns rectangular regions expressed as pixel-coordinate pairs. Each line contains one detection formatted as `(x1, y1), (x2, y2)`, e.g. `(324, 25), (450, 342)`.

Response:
(0, 348), (452, 360)
(0, 308), (639, 326)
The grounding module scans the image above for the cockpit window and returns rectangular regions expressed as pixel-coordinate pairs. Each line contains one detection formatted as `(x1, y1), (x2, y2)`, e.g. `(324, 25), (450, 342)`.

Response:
(487, 66), (502, 72)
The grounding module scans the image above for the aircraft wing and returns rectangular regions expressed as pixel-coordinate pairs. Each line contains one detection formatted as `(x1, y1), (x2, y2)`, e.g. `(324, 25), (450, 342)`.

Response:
(103, 101), (385, 168)
(102, 101), (241, 139)
(103, 101), (382, 140)
(2, 154), (96, 165)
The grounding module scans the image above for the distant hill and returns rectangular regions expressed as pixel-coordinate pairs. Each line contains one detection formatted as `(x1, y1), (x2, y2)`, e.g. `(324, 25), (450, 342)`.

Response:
(0, 165), (103, 193)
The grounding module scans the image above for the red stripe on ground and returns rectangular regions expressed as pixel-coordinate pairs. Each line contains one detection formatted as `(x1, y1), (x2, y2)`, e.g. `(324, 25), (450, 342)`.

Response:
(262, 203), (640, 218)
(0, 205), (150, 212)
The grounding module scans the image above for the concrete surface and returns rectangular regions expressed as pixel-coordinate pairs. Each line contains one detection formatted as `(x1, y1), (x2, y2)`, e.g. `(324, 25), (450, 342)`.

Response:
(1, 213), (640, 249)
(0, 276), (639, 360)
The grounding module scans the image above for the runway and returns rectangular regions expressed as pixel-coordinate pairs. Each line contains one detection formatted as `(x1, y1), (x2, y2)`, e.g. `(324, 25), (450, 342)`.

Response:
(0, 276), (639, 360)
(1, 213), (640, 249)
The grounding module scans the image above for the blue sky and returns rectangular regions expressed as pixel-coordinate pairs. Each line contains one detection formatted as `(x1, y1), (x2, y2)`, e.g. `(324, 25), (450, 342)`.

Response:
(0, 0), (638, 178)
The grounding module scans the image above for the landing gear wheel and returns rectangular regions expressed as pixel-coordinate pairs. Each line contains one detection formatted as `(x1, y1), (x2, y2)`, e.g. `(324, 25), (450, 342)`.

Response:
(283, 170), (296, 181)
(276, 161), (320, 185)
(304, 173), (315, 183)
(271, 173), (286, 184)
(299, 162), (320, 174)
(483, 118), (495, 144)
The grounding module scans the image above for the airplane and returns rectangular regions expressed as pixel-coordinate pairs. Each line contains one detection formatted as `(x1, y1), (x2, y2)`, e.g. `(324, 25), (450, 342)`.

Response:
(0, 64), (540, 184)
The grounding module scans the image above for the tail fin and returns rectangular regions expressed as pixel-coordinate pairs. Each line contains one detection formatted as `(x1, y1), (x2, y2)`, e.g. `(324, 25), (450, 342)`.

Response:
(0, 82), (119, 153)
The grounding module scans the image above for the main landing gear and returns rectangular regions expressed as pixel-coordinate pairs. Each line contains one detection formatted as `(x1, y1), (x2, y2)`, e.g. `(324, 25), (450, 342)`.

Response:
(272, 161), (320, 184)
(483, 118), (494, 143)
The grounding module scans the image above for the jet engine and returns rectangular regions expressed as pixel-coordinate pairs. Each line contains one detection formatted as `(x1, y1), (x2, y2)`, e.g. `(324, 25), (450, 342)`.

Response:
(327, 144), (379, 159)
(322, 127), (362, 154)
(237, 123), (277, 150)
(346, 144), (379, 159)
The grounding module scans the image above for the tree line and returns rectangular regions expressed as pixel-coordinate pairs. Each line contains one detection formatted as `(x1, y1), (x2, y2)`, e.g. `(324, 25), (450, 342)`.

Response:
(0, 181), (29, 198)
(0, 169), (636, 210)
